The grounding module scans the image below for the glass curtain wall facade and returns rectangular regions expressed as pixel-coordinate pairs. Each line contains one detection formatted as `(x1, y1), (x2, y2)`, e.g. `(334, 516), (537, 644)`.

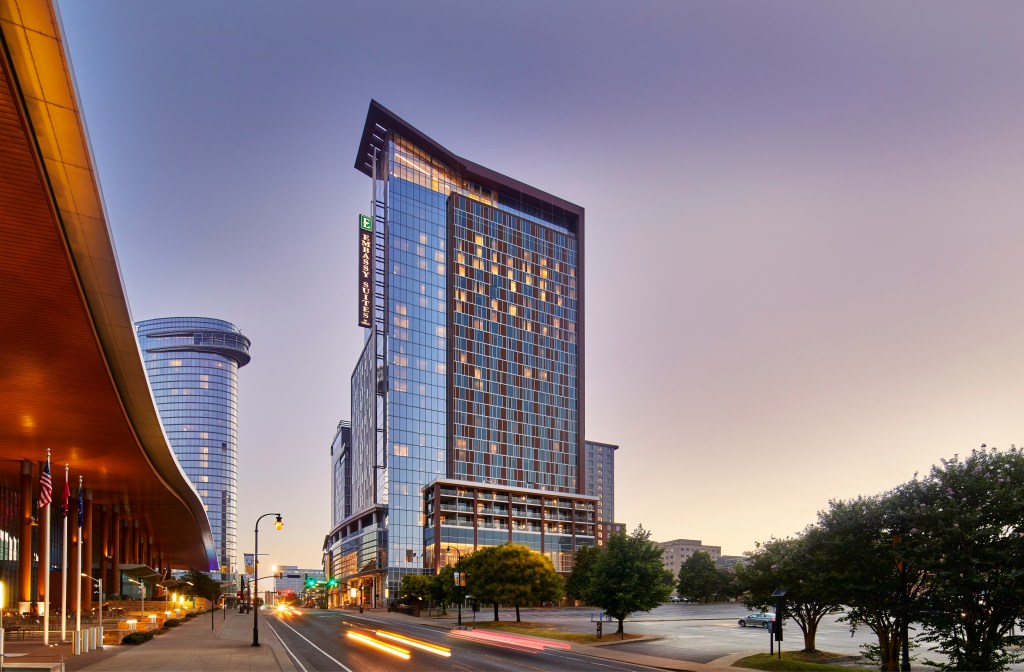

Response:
(382, 135), (455, 595)
(136, 317), (250, 579)
(341, 102), (587, 602)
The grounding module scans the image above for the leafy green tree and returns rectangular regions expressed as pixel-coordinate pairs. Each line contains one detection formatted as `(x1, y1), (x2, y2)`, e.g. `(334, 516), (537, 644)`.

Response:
(463, 544), (562, 622)
(584, 525), (671, 634)
(677, 550), (719, 603)
(715, 567), (741, 602)
(398, 573), (433, 604)
(182, 568), (222, 608)
(909, 447), (1024, 672)
(565, 545), (601, 602)
(431, 565), (456, 614)
(815, 490), (926, 672)
(736, 533), (842, 652)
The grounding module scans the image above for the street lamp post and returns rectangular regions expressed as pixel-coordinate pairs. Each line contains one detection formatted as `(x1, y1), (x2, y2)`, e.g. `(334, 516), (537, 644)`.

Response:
(446, 546), (462, 628)
(82, 574), (103, 649)
(252, 513), (282, 647)
(128, 578), (144, 623)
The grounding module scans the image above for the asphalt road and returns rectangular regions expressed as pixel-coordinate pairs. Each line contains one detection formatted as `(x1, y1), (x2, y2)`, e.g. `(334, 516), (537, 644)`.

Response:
(264, 608), (656, 672)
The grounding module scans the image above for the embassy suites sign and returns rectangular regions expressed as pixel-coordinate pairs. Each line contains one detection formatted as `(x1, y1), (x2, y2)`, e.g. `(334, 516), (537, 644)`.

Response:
(358, 214), (373, 328)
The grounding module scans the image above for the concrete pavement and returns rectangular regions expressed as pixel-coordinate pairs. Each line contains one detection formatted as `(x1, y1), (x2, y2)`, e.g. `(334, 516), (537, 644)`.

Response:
(1, 610), (297, 672)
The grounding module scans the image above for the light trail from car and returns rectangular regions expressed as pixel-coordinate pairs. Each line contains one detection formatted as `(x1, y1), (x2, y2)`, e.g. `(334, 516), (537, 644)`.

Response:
(374, 629), (452, 657)
(345, 631), (411, 660)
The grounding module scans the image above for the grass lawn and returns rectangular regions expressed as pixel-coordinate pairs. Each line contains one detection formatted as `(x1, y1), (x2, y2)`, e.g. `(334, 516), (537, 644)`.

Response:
(468, 620), (644, 645)
(734, 651), (871, 671)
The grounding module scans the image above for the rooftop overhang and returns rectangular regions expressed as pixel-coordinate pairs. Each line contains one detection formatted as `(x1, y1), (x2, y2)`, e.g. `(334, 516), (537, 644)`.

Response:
(354, 99), (585, 231)
(0, 0), (216, 570)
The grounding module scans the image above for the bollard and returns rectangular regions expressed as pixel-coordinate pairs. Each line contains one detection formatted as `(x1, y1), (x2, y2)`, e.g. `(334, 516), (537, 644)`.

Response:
(73, 630), (80, 655)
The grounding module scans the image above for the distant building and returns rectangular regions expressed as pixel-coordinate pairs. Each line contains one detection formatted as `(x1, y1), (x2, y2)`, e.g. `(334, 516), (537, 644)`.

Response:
(717, 555), (746, 569)
(274, 565), (324, 600)
(136, 317), (251, 580)
(584, 440), (624, 546)
(658, 539), (722, 576)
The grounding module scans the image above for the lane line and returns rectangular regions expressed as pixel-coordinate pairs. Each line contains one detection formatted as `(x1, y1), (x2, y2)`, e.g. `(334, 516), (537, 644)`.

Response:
(546, 653), (630, 669)
(265, 620), (309, 672)
(271, 615), (357, 672)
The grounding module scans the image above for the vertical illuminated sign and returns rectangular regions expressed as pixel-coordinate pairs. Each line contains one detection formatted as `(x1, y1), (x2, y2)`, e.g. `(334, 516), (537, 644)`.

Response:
(358, 214), (374, 328)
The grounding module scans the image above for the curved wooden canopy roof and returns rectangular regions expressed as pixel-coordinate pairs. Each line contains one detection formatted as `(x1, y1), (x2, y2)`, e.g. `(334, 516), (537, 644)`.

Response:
(0, 0), (216, 570)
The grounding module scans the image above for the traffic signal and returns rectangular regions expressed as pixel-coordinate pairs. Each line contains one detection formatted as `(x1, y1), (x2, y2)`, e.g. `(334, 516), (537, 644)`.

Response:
(305, 575), (317, 589)
(327, 578), (338, 588)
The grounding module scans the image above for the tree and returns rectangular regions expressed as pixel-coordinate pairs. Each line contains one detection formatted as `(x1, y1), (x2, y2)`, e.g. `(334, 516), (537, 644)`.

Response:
(463, 544), (563, 622)
(398, 573), (433, 604)
(182, 568), (222, 608)
(816, 491), (926, 672)
(909, 447), (1024, 672)
(431, 565), (456, 614)
(565, 545), (601, 602)
(715, 568), (741, 602)
(182, 568), (223, 630)
(677, 550), (719, 603)
(736, 533), (842, 652)
(584, 525), (671, 634)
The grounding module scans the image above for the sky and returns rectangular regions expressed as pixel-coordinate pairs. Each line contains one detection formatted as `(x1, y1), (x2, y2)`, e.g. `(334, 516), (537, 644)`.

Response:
(55, 1), (1024, 569)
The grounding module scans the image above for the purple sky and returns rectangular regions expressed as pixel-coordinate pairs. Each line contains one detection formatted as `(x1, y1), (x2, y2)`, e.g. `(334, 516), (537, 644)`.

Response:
(56, 1), (1024, 568)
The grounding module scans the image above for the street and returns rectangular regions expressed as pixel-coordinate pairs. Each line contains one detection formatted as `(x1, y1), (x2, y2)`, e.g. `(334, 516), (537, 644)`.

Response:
(264, 608), (656, 672)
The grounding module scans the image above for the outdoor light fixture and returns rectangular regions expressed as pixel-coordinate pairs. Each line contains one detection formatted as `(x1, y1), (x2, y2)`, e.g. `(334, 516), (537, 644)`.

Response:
(82, 574), (103, 650)
(446, 546), (463, 627)
(252, 512), (282, 646)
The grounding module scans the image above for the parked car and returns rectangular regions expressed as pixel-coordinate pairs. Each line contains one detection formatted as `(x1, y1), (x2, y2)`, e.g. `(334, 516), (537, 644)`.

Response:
(670, 596), (681, 603)
(738, 612), (775, 628)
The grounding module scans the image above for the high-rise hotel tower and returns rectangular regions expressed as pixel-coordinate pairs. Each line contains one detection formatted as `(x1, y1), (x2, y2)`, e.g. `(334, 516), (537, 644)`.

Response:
(326, 101), (592, 606)
(137, 317), (250, 579)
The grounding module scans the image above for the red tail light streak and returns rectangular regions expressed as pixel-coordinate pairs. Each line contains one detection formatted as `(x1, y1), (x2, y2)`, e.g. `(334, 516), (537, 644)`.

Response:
(448, 628), (572, 653)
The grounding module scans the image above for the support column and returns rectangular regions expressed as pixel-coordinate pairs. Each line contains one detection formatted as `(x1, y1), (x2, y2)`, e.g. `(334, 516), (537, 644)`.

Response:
(19, 460), (33, 606)
(131, 521), (139, 564)
(99, 506), (109, 590)
(111, 507), (121, 595)
(83, 490), (93, 610)
(70, 516), (81, 612)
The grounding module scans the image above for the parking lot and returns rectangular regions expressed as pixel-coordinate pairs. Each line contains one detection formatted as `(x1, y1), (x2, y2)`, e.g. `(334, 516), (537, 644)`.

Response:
(512, 603), (880, 665)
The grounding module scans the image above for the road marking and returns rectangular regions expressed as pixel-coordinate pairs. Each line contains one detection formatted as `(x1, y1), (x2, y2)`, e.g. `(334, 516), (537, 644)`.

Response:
(546, 652), (639, 669)
(271, 615), (357, 672)
(265, 620), (309, 672)
(479, 652), (549, 671)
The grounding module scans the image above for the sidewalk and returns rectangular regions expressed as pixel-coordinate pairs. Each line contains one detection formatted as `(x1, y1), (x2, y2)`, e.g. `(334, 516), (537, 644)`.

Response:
(366, 608), (751, 671)
(1, 611), (297, 672)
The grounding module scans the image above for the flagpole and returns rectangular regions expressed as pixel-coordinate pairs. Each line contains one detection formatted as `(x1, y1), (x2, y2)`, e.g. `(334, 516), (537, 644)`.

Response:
(61, 463), (68, 642)
(76, 475), (83, 636)
(42, 450), (51, 646)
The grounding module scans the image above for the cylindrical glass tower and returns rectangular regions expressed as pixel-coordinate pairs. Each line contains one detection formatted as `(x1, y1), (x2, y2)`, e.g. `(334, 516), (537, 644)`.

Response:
(135, 317), (251, 578)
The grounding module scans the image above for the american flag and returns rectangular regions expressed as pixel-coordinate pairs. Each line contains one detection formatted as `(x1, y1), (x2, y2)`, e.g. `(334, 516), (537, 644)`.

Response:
(39, 456), (52, 508)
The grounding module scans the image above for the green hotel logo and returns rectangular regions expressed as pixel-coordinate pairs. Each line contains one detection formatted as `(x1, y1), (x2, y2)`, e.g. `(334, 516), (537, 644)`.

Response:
(359, 214), (372, 231)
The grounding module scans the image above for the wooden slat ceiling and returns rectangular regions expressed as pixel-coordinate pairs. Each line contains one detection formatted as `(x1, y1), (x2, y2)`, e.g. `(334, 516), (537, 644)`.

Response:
(0, 0), (214, 570)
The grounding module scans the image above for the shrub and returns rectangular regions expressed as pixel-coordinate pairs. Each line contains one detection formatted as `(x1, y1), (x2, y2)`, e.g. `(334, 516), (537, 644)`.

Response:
(185, 612), (197, 619)
(163, 618), (180, 628)
(121, 631), (155, 645)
